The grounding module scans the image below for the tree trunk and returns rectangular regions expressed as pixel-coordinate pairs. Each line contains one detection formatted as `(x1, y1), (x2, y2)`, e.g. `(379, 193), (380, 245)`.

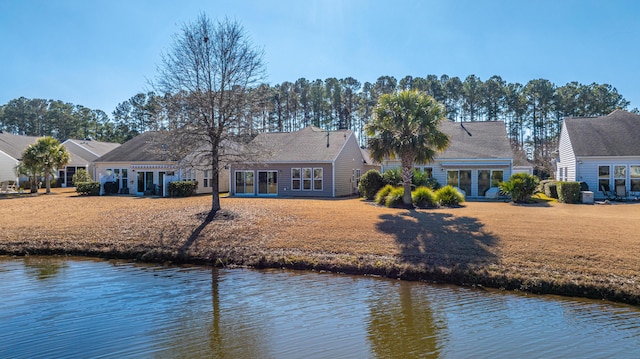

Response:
(45, 168), (51, 194)
(401, 157), (414, 206)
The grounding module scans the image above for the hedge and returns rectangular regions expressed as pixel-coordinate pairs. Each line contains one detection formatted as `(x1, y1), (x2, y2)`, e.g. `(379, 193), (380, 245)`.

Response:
(557, 181), (581, 204)
(76, 181), (100, 196)
(168, 181), (197, 197)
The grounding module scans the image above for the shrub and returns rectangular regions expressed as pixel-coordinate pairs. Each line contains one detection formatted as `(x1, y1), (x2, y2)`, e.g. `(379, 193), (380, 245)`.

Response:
(383, 186), (404, 207)
(545, 181), (558, 199)
(374, 184), (395, 206)
(435, 185), (465, 207)
(412, 169), (440, 190)
(168, 181), (197, 197)
(412, 186), (436, 208)
(72, 169), (92, 184)
(557, 181), (581, 204)
(358, 169), (384, 200)
(76, 181), (100, 196)
(499, 173), (540, 203)
(382, 168), (402, 186)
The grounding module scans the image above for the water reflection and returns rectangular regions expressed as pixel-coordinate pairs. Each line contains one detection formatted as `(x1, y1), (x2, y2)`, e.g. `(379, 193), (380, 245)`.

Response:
(368, 282), (443, 358)
(1, 256), (639, 359)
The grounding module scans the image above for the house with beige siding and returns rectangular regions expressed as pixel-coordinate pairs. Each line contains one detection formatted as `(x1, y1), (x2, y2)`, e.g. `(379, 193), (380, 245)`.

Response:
(380, 121), (514, 198)
(229, 126), (375, 197)
(59, 138), (121, 187)
(555, 109), (640, 199)
(93, 131), (229, 196)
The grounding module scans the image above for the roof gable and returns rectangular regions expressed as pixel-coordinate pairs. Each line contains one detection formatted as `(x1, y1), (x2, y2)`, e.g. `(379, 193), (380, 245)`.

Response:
(437, 121), (512, 159)
(0, 131), (42, 160)
(250, 126), (353, 162)
(563, 110), (640, 157)
(94, 132), (175, 162)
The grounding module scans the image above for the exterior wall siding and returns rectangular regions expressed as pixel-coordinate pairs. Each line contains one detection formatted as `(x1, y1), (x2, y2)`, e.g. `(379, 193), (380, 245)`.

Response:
(577, 157), (640, 198)
(333, 134), (368, 197)
(557, 123), (577, 181)
(382, 159), (511, 197)
(0, 151), (18, 182)
(230, 162), (334, 197)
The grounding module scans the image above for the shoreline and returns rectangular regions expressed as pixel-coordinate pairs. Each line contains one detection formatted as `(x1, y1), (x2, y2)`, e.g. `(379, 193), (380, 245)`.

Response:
(1, 189), (639, 306)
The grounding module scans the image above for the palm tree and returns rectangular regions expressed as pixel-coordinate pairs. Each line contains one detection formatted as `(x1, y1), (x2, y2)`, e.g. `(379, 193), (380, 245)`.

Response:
(15, 161), (44, 193)
(366, 90), (449, 205)
(21, 137), (70, 194)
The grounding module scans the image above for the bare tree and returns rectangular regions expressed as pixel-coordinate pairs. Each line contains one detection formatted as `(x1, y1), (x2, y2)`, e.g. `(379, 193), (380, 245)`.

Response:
(155, 14), (265, 217)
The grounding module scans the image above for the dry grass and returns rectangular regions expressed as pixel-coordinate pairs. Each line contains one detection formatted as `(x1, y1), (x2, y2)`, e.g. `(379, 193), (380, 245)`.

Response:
(1, 188), (639, 305)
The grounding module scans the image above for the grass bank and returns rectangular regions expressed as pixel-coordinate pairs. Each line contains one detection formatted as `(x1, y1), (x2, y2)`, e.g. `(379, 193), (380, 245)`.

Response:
(1, 188), (639, 305)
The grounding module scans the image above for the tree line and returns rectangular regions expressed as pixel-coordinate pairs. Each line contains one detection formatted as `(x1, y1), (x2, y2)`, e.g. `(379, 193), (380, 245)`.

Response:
(0, 74), (632, 175)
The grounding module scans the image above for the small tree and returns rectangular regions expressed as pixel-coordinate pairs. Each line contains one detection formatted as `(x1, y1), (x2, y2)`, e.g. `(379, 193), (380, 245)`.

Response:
(499, 173), (540, 203)
(72, 169), (92, 184)
(358, 169), (384, 200)
(21, 137), (70, 194)
(15, 161), (43, 193)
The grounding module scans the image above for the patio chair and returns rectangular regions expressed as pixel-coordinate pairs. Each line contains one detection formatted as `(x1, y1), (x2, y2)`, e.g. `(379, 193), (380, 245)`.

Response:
(600, 184), (616, 200)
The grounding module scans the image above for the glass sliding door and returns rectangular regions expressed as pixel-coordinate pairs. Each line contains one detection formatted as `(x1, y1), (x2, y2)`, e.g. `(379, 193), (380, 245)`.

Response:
(258, 171), (278, 195)
(235, 171), (254, 195)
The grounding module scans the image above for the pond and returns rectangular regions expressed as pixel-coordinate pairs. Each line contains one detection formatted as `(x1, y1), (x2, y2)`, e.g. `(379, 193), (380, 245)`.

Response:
(1, 256), (639, 358)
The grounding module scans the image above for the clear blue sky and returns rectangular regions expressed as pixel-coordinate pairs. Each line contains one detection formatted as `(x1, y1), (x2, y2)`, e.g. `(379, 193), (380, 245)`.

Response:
(2, 0), (639, 115)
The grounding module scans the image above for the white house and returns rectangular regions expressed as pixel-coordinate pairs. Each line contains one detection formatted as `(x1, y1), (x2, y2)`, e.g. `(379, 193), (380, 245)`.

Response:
(380, 120), (514, 198)
(555, 109), (640, 199)
(0, 131), (41, 186)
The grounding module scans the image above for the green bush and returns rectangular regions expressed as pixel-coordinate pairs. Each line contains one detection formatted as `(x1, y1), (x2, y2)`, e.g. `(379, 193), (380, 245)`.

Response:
(412, 186), (437, 208)
(382, 168), (402, 186)
(358, 169), (384, 200)
(557, 181), (581, 203)
(499, 173), (540, 203)
(539, 180), (558, 198)
(168, 181), (197, 197)
(435, 185), (465, 207)
(384, 187), (405, 207)
(412, 169), (440, 190)
(76, 181), (100, 196)
(374, 184), (395, 206)
(72, 169), (92, 184)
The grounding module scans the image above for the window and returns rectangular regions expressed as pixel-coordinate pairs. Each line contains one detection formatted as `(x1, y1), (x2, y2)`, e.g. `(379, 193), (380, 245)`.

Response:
(302, 168), (312, 190)
(182, 168), (196, 182)
(614, 165), (626, 191)
(314, 168), (323, 190)
(447, 170), (471, 195)
(478, 170), (503, 196)
(491, 170), (503, 187)
(414, 166), (433, 178)
(630, 166), (640, 192)
(598, 165), (610, 192)
(203, 170), (210, 187)
(292, 167), (323, 191)
(291, 168), (301, 190)
(235, 171), (254, 194)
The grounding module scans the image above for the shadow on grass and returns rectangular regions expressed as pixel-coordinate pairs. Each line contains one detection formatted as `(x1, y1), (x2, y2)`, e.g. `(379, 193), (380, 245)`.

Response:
(377, 209), (498, 270)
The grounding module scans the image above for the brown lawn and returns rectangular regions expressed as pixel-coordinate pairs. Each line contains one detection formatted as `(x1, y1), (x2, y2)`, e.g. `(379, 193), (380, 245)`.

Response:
(1, 188), (639, 304)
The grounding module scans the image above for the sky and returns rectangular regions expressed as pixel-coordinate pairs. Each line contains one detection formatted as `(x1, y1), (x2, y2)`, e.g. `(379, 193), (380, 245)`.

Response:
(2, 0), (640, 115)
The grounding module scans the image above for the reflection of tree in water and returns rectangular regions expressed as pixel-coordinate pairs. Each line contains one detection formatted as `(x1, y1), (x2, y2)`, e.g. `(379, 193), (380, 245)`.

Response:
(23, 256), (65, 280)
(368, 281), (445, 358)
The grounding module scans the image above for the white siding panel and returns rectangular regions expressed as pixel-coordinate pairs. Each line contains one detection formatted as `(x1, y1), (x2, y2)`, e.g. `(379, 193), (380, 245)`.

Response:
(0, 151), (18, 182)
(557, 122), (577, 181)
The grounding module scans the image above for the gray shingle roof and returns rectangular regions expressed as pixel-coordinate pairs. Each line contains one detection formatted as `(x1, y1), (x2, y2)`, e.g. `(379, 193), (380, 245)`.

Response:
(250, 126), (352, 162)
(564, 109), (640, 157)
(0, 131), (42, 160)
(438, 120), (512, 159)
(94, 132), (175, 162)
